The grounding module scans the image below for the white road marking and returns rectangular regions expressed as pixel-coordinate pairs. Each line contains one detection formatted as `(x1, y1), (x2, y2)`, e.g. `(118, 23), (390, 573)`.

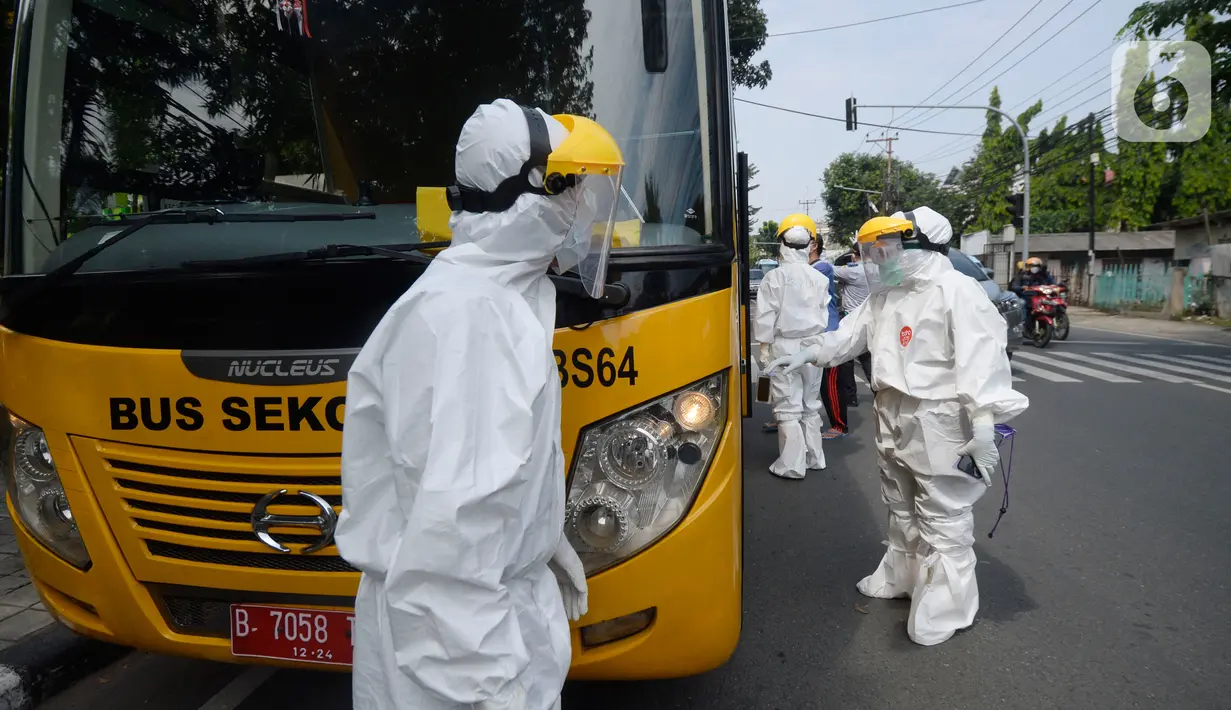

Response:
(1091, 352), (1231, 385)
(1134, 353), (1231, 374)
(1049, 352), (1193, 383)
(1178, 353), (1231, 366)
(1072, 325), (1231, 349)
(197, 666), (277, 710)
(1054, 340), (1159, 345)
(1013, 375), (1025, 382)
(1011, 359), (1081, 383)
(1013, 351), (1139, 383)
(1193, 382), (1231, 396)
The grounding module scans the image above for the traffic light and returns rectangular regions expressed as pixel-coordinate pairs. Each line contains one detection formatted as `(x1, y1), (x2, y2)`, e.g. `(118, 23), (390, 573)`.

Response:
(1005, 192), (1024, 230)
(845, 97), (858, 131)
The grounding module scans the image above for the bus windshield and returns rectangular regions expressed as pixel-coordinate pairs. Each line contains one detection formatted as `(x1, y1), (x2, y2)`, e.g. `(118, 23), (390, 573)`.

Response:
(8, 0), (714, 275)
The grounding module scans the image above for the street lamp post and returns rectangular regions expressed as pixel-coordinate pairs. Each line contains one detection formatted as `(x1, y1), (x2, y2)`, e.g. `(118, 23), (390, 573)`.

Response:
(853, 103), (1032, 262)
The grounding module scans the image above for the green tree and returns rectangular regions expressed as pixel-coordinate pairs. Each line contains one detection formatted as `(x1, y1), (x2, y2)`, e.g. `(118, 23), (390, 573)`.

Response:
(747, 162), (763, 222)
(1026, 114), (1114, 233)
(820, 152), (956, 243)
(1172, 102), (1231, 219)
(752, 219), (778, 263)
(1122, 0), (1230, 104)
(728, 0), (772, 89)
(1110, 61), (1168, 230)
(965, 87), (1043, 233)
(1121, 3), (1231, 223)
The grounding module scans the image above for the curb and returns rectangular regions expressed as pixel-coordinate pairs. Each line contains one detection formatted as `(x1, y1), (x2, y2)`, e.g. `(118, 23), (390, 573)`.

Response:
(0, 623), (128, 709)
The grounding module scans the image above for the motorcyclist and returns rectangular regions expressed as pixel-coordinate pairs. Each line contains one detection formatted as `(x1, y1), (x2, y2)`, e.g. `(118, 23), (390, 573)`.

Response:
(1011, 257), (1056, 327)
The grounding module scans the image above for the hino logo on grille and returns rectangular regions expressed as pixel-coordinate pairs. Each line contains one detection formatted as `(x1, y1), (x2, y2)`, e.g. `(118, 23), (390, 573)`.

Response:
(250, 489), (339, 554)
(182, 349), (358, 385)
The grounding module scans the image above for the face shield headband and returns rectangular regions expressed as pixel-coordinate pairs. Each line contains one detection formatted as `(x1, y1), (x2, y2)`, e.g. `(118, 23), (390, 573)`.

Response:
(900, 210), (951, 255)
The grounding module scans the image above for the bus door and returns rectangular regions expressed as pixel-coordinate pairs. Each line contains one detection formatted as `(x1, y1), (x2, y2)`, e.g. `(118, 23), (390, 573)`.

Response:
(736, 151), (752, 418)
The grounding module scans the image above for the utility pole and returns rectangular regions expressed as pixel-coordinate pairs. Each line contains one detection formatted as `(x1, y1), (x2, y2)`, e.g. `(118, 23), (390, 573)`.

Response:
(868, 132), (899, 212)
(798, 198), (818, 217)
(1087, 112), (1097, 304)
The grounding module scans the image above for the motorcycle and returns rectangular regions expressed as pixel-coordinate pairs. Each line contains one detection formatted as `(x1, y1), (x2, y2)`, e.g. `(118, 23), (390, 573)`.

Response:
(1022, 285), (1058, 348)
(1047, 283), (1070, 340)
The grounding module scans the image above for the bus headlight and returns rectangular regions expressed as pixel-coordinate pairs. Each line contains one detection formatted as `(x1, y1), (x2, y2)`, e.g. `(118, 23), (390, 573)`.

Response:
(566, 372), (727, 574)
(0, 409), (90, 569)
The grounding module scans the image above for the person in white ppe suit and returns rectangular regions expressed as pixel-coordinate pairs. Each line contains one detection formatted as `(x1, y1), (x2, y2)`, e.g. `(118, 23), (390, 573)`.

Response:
(754, 215), (830, 479)
(336, 98), (626, 710)
(768, 206), (1028, 645)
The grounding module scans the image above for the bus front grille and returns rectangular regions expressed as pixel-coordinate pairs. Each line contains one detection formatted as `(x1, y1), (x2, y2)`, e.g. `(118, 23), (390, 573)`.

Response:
(74, 438), (356, 576)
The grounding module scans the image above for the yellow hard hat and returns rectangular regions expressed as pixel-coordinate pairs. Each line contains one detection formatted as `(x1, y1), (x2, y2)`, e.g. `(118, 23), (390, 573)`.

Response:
(542, 114), (625, 193)
(856, 215), (915, 243)
(777, 213), (818, 240)
(1017, 260), (1024, 270)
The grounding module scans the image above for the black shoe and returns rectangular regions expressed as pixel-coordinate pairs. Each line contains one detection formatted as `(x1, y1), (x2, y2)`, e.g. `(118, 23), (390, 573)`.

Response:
(847, 398), (859, 407)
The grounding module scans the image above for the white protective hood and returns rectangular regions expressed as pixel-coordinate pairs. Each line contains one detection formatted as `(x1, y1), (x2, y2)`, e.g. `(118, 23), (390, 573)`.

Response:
(892, 206), (954, 291)
(440, 98), (584, 331)
(778, 225), (813, 264)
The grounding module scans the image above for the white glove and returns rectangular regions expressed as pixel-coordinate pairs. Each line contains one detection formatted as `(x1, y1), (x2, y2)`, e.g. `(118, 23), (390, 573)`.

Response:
(957, 411), (999, 485)
(758, 342), (772, 369)
(765, 344), (821, 375)
(548, 534), (588, 621)
(474, 682), (527, 710)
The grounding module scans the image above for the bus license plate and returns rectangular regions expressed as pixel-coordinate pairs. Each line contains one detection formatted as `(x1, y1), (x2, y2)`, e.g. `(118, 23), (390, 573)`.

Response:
(230, 604), (354, 666)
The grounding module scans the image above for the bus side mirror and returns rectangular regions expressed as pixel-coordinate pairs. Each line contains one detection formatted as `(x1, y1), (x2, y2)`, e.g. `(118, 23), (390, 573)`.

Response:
(641, 0), (668, 73)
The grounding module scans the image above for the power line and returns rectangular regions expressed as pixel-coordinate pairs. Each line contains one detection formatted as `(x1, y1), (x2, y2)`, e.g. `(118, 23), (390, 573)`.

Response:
(912, 40), (1121, 162)
(946, 0), (1106, 112)
(743, 0), (986, 40)
(734, 98), (984, 136)
(901, 0), (1082, 129)
(968, 126), (1118, 191)
(892, 0), (1045, 127)
(912, 29), (1183, 163)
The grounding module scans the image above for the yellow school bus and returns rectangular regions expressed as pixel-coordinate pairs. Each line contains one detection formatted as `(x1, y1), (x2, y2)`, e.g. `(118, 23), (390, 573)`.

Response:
(1, 0), (752, 678)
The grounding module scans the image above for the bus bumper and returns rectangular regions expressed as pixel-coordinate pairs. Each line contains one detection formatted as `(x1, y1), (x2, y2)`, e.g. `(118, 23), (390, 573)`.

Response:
(12, 437), (742, 678)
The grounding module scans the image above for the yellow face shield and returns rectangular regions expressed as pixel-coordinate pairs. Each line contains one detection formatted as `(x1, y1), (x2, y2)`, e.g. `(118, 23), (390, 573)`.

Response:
(856, 216), (915, 293)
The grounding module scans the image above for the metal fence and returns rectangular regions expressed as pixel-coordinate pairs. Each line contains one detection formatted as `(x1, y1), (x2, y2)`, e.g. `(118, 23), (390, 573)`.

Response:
(1092, 265), (1170, 310)
(1092, 264), (1211, 313)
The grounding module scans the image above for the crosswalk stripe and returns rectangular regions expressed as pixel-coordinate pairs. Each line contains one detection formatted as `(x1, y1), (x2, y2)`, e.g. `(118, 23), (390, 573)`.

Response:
(1013, 351), (1139, 383)
(1013, 375), (1025, 382)
(1092, 352), (1231, 385)
(1178, 354), (1231, 367)
(1134, 353), (1231, 374)
(1049, 352), (1193, 383)
(1011, 359), (1081, 382)
(1194, 382), (1231, 396)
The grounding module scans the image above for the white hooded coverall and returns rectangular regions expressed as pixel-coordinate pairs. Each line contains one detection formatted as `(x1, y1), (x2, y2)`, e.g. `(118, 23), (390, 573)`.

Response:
(801, 207), (1028, 645)
(753, 234), (830, 478)
(336, 99), (585, 710)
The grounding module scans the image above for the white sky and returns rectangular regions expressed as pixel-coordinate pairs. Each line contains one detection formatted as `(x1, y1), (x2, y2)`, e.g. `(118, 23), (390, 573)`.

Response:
(736, 0), (1155, 227)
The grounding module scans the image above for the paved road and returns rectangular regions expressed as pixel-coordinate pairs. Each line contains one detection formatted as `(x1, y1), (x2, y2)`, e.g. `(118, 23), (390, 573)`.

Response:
(38, 326), (1231, 709)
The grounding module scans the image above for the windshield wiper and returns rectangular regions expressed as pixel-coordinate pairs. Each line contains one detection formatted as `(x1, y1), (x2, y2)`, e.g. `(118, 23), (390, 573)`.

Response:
(56, 207), (378, 279)
(180, 241), (451, 270)
(0, 208), (378, 319)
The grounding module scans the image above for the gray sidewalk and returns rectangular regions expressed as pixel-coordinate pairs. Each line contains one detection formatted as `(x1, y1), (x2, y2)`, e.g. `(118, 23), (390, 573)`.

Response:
(0, 509), (54, 650)
(1069, 306), (1231, 346)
